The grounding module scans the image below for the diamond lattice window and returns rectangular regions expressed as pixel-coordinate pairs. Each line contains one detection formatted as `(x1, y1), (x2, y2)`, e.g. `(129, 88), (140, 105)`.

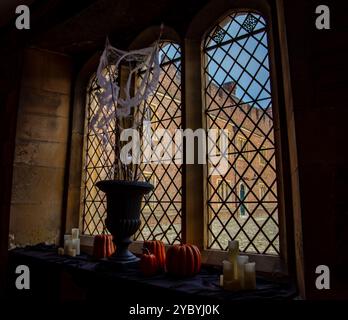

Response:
(204, 12), (280, 255)
(81, 42), (182, 242)
(82, 75), (115, 235)
(134, 42), (182, 244)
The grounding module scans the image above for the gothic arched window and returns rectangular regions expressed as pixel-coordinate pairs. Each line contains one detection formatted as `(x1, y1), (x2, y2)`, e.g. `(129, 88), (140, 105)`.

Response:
(81, 42), (182, 244)
(203, 12), (280, 255)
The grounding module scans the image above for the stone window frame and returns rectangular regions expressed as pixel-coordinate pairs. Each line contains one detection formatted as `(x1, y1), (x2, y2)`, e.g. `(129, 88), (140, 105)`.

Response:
(65, 0), (302, 276)
(183, 0), (295, 273)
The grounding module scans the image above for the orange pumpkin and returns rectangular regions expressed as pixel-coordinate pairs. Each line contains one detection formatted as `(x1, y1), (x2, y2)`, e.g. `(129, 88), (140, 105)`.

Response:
(140, 248), (158, 276)
(166, 244), (201, 277)
(143, 240), (166, 270)
(93, 234), (116, 259)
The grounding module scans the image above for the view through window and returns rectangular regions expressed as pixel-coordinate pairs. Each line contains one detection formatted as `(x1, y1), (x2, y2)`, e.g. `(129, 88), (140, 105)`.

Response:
(204, 12), (280, 254)
(134, 42), (182, 244)
(81, 42), (183, 243)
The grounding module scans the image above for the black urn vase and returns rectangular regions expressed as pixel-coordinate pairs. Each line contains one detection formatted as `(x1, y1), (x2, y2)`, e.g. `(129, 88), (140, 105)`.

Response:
(96, 180), (153, 263)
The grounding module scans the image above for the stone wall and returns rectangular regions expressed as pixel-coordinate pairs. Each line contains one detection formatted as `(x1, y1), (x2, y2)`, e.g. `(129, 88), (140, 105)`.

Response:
(9, 48), (72, 245)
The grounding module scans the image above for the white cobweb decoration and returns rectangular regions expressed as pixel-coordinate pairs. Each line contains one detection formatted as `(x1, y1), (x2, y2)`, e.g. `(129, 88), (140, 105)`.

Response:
(90, 38), (160, 139)
(88, 38), (161, 180)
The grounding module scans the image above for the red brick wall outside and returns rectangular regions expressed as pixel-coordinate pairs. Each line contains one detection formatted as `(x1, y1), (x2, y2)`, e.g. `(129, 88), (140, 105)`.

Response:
(139, 63), (278, 251)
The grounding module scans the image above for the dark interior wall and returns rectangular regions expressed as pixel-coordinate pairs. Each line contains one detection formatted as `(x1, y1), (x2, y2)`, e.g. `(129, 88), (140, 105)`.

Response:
(9, 48), (72, 245)
(0, 43), (23, 298)
(282, 0), (348, 299)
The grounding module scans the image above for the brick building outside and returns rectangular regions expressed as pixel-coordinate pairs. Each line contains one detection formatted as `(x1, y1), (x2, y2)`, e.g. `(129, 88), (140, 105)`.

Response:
(139, 62), (278, 251)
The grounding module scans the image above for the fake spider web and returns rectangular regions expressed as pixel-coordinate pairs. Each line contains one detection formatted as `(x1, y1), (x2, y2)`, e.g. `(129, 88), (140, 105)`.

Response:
(90, 38), (160, 143)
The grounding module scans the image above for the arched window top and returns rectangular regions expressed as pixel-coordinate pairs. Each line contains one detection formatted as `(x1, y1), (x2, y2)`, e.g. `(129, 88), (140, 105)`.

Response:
(203, 11), (271, 110)
(204, 12), (267, 49)
(129, 25), (181, 50)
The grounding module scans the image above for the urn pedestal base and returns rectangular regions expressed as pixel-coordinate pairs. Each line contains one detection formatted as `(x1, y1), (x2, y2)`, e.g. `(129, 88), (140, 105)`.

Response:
(96, 180), (153, 264)
(109, 237), (140, 263)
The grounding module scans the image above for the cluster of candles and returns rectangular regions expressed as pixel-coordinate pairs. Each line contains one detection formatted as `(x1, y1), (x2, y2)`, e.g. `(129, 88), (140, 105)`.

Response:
(57, 228), (80, 257)
(220, 240), (256, 291)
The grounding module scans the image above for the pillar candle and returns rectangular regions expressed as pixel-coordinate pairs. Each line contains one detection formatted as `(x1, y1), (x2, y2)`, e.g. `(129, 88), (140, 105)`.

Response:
(222, 260), (234, 282)
(72, 238), (80, 255)
(244, 262), (256, 290)
(58, 247), (64, 256)
(71, 228), (79, 240)
(219, 275), (224, 287)
(64, 234), (72, 241)
(227, 240), (239, 278)
(236, 255), (249, 289)
(68, 248), (76, 257)
(64, 239), (73, 255)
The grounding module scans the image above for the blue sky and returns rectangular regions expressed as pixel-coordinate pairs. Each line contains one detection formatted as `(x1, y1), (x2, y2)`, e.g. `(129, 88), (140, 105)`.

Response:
(159, 13), (272, 110)
(205, 13), (272, 109)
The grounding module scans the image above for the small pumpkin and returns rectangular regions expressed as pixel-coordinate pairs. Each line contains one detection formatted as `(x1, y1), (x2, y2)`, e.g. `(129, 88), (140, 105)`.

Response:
(93, 234), (116, 259)
(166, 244), (201, 277)
(143, 240), (166, 270)
(140, 248), (158, 276)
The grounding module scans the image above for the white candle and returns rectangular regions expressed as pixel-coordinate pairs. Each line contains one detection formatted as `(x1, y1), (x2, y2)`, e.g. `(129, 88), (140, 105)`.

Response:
(58, 247), (64, 256)
(222, 260), (234, 282)
(72, 238), (80, 255)
(71, 228), (79, 240)
(244, 262), (256, 290)
(227, 240), (239, 278)
(64, 234), (72, 241)
(219, 275), (224, 287)
(64, 239), (73, 255)
(236, 255), (249, 289)
(68, 248), (76, 257)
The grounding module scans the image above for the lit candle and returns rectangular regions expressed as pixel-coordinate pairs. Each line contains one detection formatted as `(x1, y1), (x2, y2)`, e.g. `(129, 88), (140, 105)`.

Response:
(222, 260), (234, 282)
(71, 228), (79, 240)
(236, 255), (249, 289)
(72, 238), (80, 255)
(244, 262), (256, 290)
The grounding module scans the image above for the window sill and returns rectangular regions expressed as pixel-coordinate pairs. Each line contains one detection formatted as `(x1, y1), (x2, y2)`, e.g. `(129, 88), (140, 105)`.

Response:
(7, 245), (297, 304)
(80, 236), (287, 275)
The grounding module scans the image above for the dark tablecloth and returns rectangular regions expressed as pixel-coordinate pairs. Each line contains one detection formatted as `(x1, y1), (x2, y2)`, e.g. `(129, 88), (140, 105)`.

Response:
(8, 244), (297, 304)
